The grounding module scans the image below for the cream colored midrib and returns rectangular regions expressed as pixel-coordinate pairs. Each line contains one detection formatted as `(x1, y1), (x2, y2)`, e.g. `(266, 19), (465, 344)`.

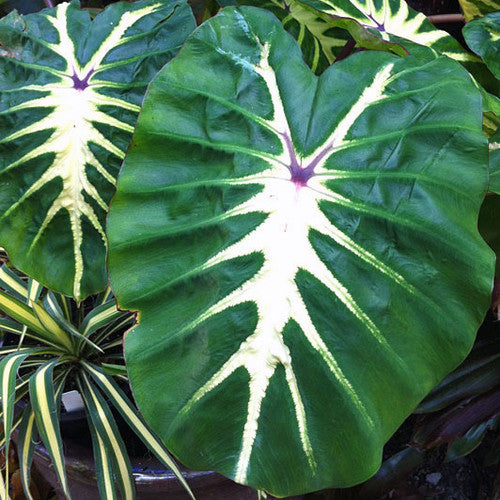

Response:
(169, 48), (420, 484)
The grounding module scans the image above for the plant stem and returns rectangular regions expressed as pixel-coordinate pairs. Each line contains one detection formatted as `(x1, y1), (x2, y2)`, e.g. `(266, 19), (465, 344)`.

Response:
(427, 13), (465, 24)
(335, 37), (356, 63)
(43, 0), (55, 8)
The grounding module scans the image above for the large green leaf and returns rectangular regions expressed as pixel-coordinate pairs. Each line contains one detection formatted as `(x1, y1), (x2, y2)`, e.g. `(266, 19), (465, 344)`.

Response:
(295, 0), (474, 62)
(291, 0), (498, 97)
(463, 11), (500, 79)
(0, 0), (195, 300)
(108, 7), (493, 496)
(218, 0), (406, 74)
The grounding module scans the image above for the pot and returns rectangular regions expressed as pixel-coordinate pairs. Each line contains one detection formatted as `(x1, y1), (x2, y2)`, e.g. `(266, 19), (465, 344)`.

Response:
(31, 435), (260, 499)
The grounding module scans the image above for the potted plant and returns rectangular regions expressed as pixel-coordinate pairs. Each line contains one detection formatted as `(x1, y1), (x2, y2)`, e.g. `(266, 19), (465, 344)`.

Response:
(0, 260), (197, 498)
(0, 0), (498, 497)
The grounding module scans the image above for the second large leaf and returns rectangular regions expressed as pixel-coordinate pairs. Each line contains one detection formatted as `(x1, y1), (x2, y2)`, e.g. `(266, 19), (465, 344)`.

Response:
(0, 0), (195, 300)
(108, 7), (494, 497)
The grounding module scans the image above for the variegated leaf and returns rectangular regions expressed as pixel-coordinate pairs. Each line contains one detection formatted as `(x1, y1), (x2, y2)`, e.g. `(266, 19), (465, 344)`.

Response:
(0, 263), (27, 302)
(458, 0), (500, 22)
(83, 362), (194, 499)
(221, 0), (410, 74)
(292, 0), (499, 96)
(29, 361), (70, 498)
(78, 372), (134, 500)
(16, 405), (37, 500)
(0, 350), (31, 495)
(0, 0), (195, 300)
(107, 7), (493, 496)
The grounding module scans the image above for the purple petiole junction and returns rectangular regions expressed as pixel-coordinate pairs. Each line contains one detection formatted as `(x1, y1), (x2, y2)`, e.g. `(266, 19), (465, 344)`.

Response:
(71, 69), (94, 91)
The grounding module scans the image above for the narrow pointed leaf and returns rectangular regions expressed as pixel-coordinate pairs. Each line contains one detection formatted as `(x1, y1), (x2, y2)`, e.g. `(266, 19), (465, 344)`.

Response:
(16, 405), (37, 500)
(29, 361), (70, 498)
(0, 0), (196, 300)
(108, 7), (493, 496)
(0, 318), (23, 335)
(81, 300), (126, 337)
(0, 350), (31, 493)
(29, 300), (73, 351)
(84, 414), (118, 500)
(0, 409), (23, 448)
(79, 373), (134, 500)
(0, 289), (51, 339)
(83, 363), (194, 499)
(0, 264), (27, 302)
(41, 292), (103, 353)
(26, 279), (42, 304)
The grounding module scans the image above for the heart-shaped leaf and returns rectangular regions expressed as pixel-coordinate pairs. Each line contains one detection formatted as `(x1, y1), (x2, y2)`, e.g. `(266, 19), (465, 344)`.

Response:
(0, 0), (195, 300)
(108, 7), (493, 496)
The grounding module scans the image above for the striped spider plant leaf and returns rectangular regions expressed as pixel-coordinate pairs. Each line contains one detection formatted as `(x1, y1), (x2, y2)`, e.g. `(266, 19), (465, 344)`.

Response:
(0, 264), (27, 302)
(0, 350), (32, 496)
(0, 0), (196, 301)
(16, 405), (37, 500)
(83, 362), (195, 499)
(463, 12), (500, 79)
(85, 412), (119, 500)
(78, 372), (134, 500)
(107, 7), (494, 496)
(29, 361), (71, 498)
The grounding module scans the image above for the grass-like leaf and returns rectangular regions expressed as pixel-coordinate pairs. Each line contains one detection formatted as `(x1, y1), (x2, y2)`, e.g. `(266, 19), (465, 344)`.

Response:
(79, 372), (135, 500)
(29, 361), (71, 499)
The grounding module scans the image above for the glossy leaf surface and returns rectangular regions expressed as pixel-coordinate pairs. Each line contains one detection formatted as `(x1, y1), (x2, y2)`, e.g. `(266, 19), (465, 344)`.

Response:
(296, 0), (474, 63)
(108, 7), (493, 496)
(463, 12), (500, 79)
(0, 0), (195, 300)
(218, 0), (405, 74)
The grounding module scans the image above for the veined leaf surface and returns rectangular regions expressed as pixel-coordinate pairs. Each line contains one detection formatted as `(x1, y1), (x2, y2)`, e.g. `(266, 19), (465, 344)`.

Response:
(292, 0), (500, 97)
(108, 7), (494, 496)
(0, 0), (195, 300)
(218, 0), (406, 74)
(295, 0), (472, 60)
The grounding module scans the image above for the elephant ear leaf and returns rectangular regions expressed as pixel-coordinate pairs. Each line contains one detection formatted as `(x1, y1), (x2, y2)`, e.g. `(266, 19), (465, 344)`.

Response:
(107, 6), (493, 497)
(295, 0), (473, 62)
(463, 12), (500, 79)
(0, 0), (195, 300)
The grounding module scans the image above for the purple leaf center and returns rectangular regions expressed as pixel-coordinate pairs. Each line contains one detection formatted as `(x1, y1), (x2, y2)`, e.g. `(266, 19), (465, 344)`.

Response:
(284, 133), (331, 187)
(72, 69), (93, 91)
